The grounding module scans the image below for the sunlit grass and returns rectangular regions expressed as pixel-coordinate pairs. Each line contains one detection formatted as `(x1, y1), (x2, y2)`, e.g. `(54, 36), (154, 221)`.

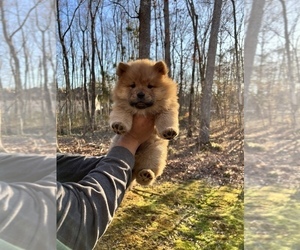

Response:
(97, 181), (243, 250)
(245, 186), (300, 249)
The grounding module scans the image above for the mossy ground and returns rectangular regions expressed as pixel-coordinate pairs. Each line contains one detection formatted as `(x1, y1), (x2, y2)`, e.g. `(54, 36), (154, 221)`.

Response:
(245, 186), (300, 250)
(97, 181), (243, 250)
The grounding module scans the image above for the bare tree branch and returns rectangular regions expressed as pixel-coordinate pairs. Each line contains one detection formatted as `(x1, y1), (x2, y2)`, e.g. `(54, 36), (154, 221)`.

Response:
(9, 0), (42, 38)
(110, 1), (139, 18)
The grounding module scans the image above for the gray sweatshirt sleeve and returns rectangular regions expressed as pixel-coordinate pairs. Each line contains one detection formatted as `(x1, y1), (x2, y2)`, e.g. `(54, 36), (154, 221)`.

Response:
(56, 146), (135, 250)
(0, 153), (56, 250)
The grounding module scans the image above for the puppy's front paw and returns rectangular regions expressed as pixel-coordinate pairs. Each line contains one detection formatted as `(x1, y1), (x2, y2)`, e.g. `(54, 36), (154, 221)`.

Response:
(162, 128), (178, 140)
(136, 169), (155, 185)
(112, 122), (127, 134)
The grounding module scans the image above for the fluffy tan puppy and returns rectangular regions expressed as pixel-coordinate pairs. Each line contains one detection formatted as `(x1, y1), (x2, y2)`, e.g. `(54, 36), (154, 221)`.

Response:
(110, 59), (179, 185)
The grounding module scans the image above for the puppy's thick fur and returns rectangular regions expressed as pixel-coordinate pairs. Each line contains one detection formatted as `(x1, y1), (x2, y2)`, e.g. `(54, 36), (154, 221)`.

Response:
(110, 59), (179, 185)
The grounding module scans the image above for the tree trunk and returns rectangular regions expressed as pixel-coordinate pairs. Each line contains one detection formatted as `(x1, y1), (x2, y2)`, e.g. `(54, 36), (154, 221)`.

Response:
(178, 37), (184, 117)
(153, 1), (159, 60)
(139, 0), (151, 59)
(244, 0), (266, 109)
(186, 0), (199, 138)
(231, 0), (243, 126)
(0, 77), (7, 152)
(0, 108), (7, 153)
(57, 0), (72, 134)
(95, 6), (109, 119)
(163, 0), (171, 76)
(89, 0), (100, 131)
(199, 0), (223, 145)
(82, 38), (91, 127)
(279, 0), (297, 126)
(79, 9), (91, 127)
(41, 29), (55, 124)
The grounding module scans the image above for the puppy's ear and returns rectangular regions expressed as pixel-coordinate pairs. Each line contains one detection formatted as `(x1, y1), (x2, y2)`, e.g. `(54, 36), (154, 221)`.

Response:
(154, 61), (168, 75)
(116, 62), (129, 76)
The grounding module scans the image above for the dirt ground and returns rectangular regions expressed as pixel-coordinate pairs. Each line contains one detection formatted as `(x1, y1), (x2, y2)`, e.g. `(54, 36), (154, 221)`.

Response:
(1, 120), (244, 188)
(55, 121), (244, 188)
(4, 117), (299, 189)
(245, 120), (300, 188)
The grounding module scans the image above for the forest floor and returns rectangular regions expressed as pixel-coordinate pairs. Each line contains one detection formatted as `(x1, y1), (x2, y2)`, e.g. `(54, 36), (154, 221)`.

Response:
(244, 117), (300, 249)
(2, 115), (300, 249)
(58, 121), (244, 187)
(56, 116), (300, 249)
(57, 118), (244, 250)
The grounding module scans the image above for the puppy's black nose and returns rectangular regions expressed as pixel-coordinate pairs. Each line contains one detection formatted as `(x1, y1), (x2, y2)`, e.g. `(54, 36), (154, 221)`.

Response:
(137, 92), (145, 99)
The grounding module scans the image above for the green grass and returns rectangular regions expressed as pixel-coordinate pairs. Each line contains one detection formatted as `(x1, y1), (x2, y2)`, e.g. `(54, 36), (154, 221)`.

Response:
(245, 186), (300, 249)
(245, 141), (266, 152)
(97, 181), (243, 250)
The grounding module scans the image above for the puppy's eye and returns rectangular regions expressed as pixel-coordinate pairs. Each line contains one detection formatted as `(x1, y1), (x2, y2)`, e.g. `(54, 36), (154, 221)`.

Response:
(130, 83), (136, 88)
(148, 84), (154, 89)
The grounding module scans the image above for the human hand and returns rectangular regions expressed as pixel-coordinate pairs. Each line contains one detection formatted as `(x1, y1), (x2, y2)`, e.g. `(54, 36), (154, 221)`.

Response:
(114, 115), (155, 155)
(128, 115), (155, 145)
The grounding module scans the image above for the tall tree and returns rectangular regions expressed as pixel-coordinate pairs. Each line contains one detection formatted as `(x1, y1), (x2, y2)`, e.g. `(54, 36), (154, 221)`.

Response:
(199, 0), (223, 145)
(185, 0), (198, 138)
(231, 0), (243, 126)
(163, 0), (171, 76)
(95, 5), (110, 118)
(79, 7), (91, 126)
(36, 9), (55, 124)
(139, 0), (151, 58)
(0, 79), (7, 152)
(244, 0), (266, 108)
(279, 0), (297, 125)
(89, 0), (101, 130)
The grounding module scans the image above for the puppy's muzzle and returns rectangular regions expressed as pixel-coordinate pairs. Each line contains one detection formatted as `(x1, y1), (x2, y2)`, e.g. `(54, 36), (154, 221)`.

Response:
(130, 92), (154, 109)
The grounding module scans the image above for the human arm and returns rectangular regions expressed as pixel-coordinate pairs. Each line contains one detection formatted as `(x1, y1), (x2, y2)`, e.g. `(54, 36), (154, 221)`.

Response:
(0, 154), (56, 250)
(57, 115), (155, 183)
(56, 115), (154, 250)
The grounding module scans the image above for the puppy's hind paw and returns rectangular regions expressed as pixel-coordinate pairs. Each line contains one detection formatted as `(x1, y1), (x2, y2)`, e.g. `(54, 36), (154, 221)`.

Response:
(136, 169), (155, 185)
(112, 122), (127, 134)
(162, 128), (178, 140)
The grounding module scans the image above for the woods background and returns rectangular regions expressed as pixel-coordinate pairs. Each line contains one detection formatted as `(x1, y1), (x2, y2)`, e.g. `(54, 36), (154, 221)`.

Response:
(1, 0), (299, 148)
(56, 0), (244, 146)
(1, 0), (300, 249)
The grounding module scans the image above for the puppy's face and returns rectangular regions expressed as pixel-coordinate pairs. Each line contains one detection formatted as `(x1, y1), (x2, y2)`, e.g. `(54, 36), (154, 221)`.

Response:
(128, 82), (154, 109)
(114, 60), (172, 111)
